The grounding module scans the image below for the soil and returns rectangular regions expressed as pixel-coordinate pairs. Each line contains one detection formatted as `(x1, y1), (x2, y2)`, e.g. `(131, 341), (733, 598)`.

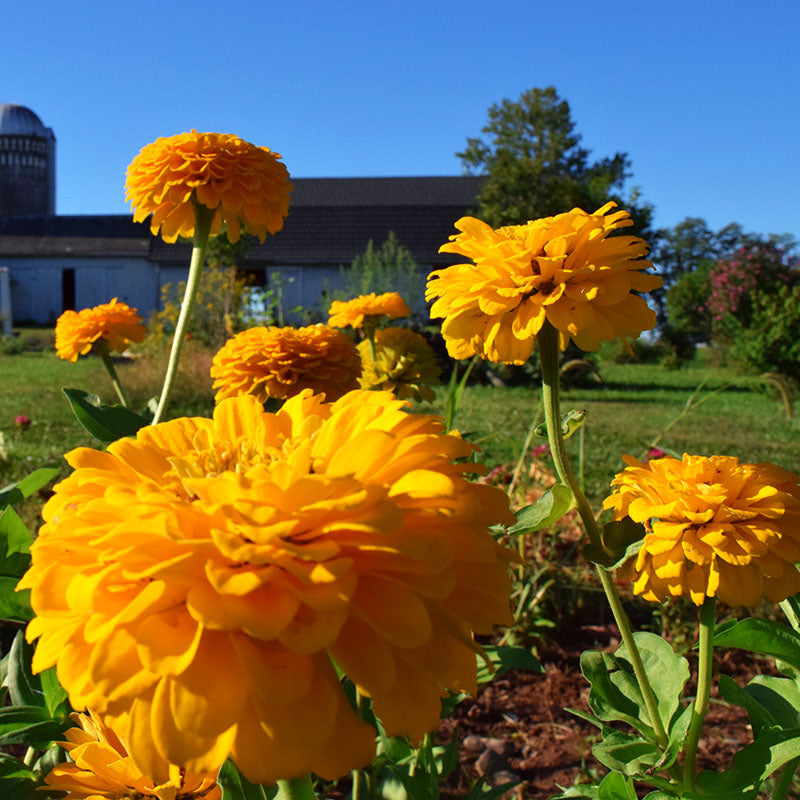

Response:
(434, 626), (778, 799)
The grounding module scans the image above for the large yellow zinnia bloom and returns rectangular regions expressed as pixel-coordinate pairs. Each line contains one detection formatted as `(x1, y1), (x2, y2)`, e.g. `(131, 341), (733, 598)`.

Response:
(603, 453), (800, 606)
(44, 712), (220, 800)
(55, 298), (146, 362)
(210, 324), (362, 403)
(359, 326), (441, 402)
(20, 391), (514, 785)
(328, 292), (411, 330)
(426, 202), (662, 363)
(125, 131), (292, 244)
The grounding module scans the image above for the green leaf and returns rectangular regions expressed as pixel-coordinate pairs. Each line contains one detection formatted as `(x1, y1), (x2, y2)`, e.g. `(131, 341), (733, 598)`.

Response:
(720, 674), (800, 735)
(217, 759), (273, 800)
(615, 632), (690, 732)
(0, 755), (39, 800)
(0, 468), (59, 511)
(548, 784), (600, 800)
(0, 514), (33, 621)
(535, 409), (588, 440)
(657, 703), (692, 771)
(592, 730), (662, 776)
(0, 705), (68, 747)
(40, 668), (70, 719)
(584, 517), (646, 569)
(712, 618), (800, 674)
(687, 728), (800, 800)
(581, 649), (649, 735)
(507, 484), (573, 535)
(4, 632), (41, 708)
(0, 508), (33, 559)
(597, 771), (638, 800)
(63, 388), (149, 444)
(477, 645), (543, 684)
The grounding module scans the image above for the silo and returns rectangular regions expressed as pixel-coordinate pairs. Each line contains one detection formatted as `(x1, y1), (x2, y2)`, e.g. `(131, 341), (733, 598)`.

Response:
(0, 104), (55, 216)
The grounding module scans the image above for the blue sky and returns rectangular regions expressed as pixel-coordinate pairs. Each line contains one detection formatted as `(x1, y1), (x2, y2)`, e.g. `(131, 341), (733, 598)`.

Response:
(5, 0), (798, 240)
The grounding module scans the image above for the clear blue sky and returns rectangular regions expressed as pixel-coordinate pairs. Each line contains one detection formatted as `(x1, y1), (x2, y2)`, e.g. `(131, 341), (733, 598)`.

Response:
(5, 0), (798, 240)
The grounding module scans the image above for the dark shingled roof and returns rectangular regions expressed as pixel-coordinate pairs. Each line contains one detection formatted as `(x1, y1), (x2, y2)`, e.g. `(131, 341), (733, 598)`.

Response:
(1, 176), (486, 267)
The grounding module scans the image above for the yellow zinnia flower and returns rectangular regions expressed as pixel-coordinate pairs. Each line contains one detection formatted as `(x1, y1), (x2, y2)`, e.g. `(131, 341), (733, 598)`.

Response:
(55, 298), (146, 362)
(328, 292), (411, 329)
(359, 326), (441, 402)
(603, 453), (800, 607)
(125, 130), (292, 244)
(210, 324), (362, 403)
(20, 390), (515, 785)
(44, 712), (220, 800)
(426, 202), (662, 363)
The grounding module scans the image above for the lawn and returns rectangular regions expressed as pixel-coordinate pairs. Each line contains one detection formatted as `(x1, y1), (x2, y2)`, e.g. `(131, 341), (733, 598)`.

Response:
(2, 345), (798, 529)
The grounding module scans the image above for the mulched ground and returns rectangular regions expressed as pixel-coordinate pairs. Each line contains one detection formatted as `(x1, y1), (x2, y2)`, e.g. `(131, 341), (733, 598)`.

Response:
(435, 625), (777, 799)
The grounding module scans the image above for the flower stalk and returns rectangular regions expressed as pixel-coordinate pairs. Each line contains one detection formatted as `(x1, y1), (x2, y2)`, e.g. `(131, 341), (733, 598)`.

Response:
(683, 596), (716, 790)
(537, 321), (668, 748)
(96, 339), (129, 408)
(151, 203), (215, 425)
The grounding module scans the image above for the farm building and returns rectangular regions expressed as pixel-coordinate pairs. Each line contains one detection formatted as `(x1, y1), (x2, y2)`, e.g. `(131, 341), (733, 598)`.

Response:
(0, 104), (483, 326)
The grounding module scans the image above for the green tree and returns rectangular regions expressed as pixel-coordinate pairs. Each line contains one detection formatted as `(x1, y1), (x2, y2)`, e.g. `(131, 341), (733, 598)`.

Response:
(458, 86), (652, 232)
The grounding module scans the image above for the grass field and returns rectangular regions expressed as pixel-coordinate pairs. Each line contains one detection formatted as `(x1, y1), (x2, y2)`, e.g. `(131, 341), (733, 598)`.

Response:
(1, 346), (798, 528)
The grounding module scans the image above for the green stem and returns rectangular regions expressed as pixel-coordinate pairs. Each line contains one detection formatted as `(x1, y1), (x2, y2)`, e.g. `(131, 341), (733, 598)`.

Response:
(151, 204), (214, 425)
(276, 775), (316, 800)
(537, 321), (668, 748)
(683, 596), (716, 790)
(97, 341), (129, 408)
(773, 755), (800, 800)
(23, 746), (37, 768)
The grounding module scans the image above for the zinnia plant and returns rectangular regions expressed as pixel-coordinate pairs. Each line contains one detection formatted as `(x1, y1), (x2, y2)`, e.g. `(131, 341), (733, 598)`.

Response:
(43, 712), (221, 800)
(125, 130), (293, 423)
(210, 324), (362, 403)
(426, 202), (662, 363)
(19, 390), (515, 785)
(358, 326), (441, 402)
(55, 298), (146, 406)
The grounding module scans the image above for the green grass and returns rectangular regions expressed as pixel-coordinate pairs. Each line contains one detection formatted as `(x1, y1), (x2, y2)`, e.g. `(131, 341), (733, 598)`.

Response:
(421, 354), (800, 506)
(2, 348), (799, 528)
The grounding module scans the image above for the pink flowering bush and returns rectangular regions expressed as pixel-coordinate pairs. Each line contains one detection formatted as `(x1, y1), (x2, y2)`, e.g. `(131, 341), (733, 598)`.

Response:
(708, 243), (800, 381)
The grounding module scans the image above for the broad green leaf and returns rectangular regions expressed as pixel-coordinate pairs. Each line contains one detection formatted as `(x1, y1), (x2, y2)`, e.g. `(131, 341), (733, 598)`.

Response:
(0, 582), (32, 623)
(712, 618), (800, 674)
(597, 771), (638, 800)
(0, 508), (33, 558)
(657, 704), (692, 772)
(0, 755), (39, 800)
(581, 649), (653, 737)
(63, 388), (149, 444)
(0, 705), (68, 747)
(719, 674), (800, 735)
(0, 468), (58, 510)
(40, 668), (70, 719)
(548, 785), (600, 800)
(688, 728), (800, 800)
(507, 485), (573, 535)
(477, 645), (543, 684)
(584, 517), (646, 569)
(616, 632), (690, 731)
(5, 632), (40, 708)
(217, 759), (273, 800)
(592, 730), (662, 776)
